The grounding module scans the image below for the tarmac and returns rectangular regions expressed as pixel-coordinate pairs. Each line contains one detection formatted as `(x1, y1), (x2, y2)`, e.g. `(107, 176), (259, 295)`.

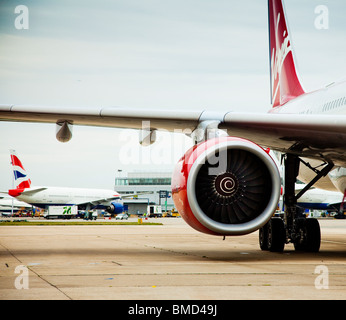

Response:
(0, 218), (346, 300)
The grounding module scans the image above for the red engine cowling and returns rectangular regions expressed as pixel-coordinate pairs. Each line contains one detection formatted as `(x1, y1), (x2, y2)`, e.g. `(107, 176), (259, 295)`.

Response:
(171, 137), (281, 236)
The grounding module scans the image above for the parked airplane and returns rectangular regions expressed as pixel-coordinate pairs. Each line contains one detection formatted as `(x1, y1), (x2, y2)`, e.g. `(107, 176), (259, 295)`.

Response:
(296, 186), (342, 213)
(7, 150), (124, 215)
(0, 196), (32, 216)
(1, 0), (346, 252)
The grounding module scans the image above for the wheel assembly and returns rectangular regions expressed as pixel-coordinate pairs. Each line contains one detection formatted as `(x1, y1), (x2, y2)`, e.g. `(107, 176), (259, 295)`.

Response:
(260, 218), (286, 252)
(293, 218), (321, 252)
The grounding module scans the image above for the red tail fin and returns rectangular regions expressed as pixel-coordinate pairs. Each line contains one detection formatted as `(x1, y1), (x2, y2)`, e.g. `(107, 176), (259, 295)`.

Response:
(10, 149), (31, 189)
(268, 0), (305, 107)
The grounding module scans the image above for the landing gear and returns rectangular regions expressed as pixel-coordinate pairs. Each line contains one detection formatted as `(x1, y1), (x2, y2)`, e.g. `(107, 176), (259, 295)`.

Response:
(259, 223), (269, 251)
(259, 153), (333, 253)
(260, 216), (321, 252)
(293, 218), (321, 252)
(259, 218), (285, 252)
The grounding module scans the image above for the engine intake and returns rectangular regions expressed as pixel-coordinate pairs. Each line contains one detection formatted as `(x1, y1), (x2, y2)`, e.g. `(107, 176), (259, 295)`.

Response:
(172, 137), (281, 236)
(106, 201), (124, 214)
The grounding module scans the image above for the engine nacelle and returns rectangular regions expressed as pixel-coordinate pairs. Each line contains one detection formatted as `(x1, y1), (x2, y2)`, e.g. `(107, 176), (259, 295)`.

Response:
(171, 137), (281, 236)
(106, 201), (124, 214)
(56, 121), (73, 143)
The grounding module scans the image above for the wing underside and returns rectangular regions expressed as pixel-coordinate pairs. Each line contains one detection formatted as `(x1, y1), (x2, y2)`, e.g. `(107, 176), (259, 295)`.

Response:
(76, 196), (121, 207)
(222, 112), (346, 166)
(0, 105), (201, 131)
(1, 105), (346, 166)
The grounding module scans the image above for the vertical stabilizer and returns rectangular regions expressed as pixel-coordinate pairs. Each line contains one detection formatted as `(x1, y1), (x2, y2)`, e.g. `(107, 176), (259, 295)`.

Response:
(268, 0), (305, 107)
(10, 149), (31, 189)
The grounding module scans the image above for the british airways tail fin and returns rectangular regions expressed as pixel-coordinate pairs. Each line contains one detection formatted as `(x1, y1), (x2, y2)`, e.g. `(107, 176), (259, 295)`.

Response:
(268, 0), (305, 107)
(10, 149), (31, 189)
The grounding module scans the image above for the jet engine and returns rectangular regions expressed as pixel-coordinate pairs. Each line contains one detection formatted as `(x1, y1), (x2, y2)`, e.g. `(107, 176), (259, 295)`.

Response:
(106, 201), (124, 214)
(171, 137), (281, 236)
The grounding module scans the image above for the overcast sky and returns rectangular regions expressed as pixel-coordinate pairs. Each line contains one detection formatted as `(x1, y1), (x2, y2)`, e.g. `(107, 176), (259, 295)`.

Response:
(0, 0), (346, 191)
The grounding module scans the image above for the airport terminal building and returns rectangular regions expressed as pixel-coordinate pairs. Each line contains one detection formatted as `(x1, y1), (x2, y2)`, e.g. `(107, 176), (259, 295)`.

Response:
(114, 172), (174, 215)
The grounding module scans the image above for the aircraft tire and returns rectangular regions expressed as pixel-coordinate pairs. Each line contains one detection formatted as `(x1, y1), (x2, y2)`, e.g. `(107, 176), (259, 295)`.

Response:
(294, 218), (321, 252)
(259, 223), (269, 251)
(267, 218), (286, 252)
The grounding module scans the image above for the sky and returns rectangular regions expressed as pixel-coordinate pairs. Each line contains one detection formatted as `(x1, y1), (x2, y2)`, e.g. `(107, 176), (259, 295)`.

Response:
(0, 0), (346, 191)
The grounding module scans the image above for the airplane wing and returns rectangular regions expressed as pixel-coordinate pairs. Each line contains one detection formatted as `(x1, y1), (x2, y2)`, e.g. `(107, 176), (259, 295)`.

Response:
(221, 112), (346, 167)
(1, 105), (346, 166)
(18, 187), (48, 195)
(75, 192), (150, 207)
(4, 188), (48, 197)
(75, 196), (121, 207)
(0, 105), (201, 131)
(121, 192), (152, 198)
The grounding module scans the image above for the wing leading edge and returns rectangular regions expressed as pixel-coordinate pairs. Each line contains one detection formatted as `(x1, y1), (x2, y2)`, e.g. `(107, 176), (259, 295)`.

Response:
(222, 112), (346, 167)
(0, 104), (201, 132)
(1, 104), (346, 166)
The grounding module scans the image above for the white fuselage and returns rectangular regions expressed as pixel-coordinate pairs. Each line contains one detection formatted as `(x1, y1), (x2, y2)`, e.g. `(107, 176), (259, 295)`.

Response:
(297, 188), (342, 210)
(271, 80), (346, 195)
(271, 80), (346, 116)
(15, 187), (121, 209)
